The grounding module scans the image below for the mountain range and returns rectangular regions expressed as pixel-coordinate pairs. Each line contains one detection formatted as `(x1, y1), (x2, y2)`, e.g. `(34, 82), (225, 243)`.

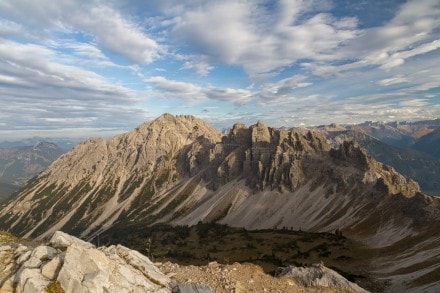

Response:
(0, 142), (66, 201)
(344, 119), (440, 148)
(0, 114), (439, 292)
(0, 137), (81, 150)
(324, 129), (440, 195)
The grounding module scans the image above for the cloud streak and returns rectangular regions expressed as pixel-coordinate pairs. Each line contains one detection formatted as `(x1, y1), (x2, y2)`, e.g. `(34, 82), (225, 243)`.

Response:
(145, 76), (254, 105)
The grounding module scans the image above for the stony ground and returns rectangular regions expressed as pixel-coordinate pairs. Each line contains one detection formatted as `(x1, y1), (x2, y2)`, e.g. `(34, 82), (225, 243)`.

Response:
(0, 232), (18, 291)
(158, 261), (349, 293)
(1, 231), (356, 293)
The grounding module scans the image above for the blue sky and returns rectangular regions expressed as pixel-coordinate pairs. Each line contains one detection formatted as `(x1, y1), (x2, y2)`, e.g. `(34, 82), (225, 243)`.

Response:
(0, 0), (439, 140)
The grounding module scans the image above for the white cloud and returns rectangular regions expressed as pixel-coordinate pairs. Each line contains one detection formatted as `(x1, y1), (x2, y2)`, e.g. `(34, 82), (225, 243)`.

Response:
(398, 99), (429, 107)
(0, 0), (160, 64)
(259, 75), (312, 102)
(181, 56), (214, 77)
(377, 75), (409, 86)
(63, 42), (108, 60)
(145, 76), (253, 104)
(0, 19), (25, 36)
(0, 39), (148, 133)
(296, 0), (440, 78)
(70, 5), (160, 63)
(167, 0), (359, 77)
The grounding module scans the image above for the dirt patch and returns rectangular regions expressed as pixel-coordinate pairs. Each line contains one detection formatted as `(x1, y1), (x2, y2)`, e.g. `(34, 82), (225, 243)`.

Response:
(159, 261), (350, 293)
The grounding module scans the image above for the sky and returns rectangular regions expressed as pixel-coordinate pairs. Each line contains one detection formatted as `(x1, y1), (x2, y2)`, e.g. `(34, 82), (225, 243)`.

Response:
(0, 0), (439, 140)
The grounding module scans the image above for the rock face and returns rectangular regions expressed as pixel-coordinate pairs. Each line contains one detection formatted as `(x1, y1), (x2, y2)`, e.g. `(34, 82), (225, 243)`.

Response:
(0, 231), (171, 293)
(0, 114), (437, 245)
(325, 129), (440, 194)
(275, 263), (368, 293)
(0, 114), (222, 239)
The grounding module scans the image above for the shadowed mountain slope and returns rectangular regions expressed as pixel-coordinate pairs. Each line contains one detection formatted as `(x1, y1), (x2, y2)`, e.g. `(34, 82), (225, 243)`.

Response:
(325, 130), (440, 195)
(0, 142), (65, 201)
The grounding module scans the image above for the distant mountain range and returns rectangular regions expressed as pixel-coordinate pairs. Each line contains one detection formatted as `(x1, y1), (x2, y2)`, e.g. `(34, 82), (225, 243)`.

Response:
(0, 136), (81, 150)
(319, 119), (440, 195)
(345, 119), (440, 148)
(412, 127), (440, 159)
(0, 142), (66, 201)
(0, 114), (438, 292)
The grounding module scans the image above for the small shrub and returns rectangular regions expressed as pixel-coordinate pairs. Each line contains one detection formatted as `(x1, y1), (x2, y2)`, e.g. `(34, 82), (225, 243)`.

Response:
(46, 280), (64, 293)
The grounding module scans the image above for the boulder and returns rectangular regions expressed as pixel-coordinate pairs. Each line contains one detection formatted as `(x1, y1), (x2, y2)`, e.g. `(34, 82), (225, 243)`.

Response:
(41, 254), (63, 279)
(101, 244), (171, 287)
(14, 244), (29, 255)
(275, 263), (369, 293)
(5, 231), (172, 292)
(16, 250), (31, 266)
(58, 242), (170, 292)
(15, 267), (50, 293)
(30, 245), (57, 261)
(50, 230), (94, 249)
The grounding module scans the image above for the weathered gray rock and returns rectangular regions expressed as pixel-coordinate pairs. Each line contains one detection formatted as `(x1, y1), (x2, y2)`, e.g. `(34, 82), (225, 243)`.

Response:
(101, 244), (171, 288)
(172, 283), (212, 293)
(50, 230), (94, 249)
(21, 255), (42, 269)
(30, 245), (57, 261)
(16, 250), (31, 266)
(5, 231), (172, 293)
(276, 263), (369, 293)
(58, 243), (170, 293)
(14, 244), (29, 255)
(41, 254), (63, 279)
(0, 244), (15, 293)
(15, 267), (50, 293)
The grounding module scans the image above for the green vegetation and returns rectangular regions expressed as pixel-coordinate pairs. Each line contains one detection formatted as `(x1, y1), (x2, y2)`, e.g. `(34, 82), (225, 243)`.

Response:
(0, 230), (19, 243)
(101, 222), (361, 274)
(119, 174), (143, 202)
(45, 280), (64, 293)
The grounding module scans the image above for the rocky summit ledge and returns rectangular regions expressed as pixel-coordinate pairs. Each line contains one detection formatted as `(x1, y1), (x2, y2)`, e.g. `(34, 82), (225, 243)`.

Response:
(0, 231), (369, 293)
(0, 231), (170, 293)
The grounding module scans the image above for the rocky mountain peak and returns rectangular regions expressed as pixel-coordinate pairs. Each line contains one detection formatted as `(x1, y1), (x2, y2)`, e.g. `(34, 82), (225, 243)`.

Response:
(250, 120), (271, 144)
(330, 140), (369, 168)
(0, 115), (434, 248)
(39, 114), (222, 186)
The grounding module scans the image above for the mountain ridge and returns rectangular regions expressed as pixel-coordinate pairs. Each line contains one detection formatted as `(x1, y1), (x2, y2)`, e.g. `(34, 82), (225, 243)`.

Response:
(0, 114), (433, 243)
(1, 113), (439, 292)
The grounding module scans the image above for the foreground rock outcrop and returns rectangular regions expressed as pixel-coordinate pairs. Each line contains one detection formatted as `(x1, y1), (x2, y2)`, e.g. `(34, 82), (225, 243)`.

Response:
(0, 231), (371, 293)
(0, 231), (171, 293)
